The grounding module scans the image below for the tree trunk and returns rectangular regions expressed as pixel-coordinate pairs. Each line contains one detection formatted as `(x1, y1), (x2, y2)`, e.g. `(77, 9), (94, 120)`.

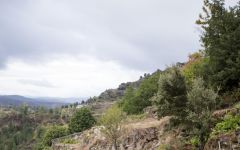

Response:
(199, 126), (207, 150)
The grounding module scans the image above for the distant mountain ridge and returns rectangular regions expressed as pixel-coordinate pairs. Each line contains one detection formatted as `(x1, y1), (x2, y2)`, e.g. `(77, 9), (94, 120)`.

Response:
(0, 95), (70, 108)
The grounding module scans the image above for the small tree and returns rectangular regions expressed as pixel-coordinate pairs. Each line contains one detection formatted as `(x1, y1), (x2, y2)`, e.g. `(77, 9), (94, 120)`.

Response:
(153, 67), (187, 120)
(186, 78), (218, 149)
(100, 105), (126, 150)
(69, 107), (96, 133)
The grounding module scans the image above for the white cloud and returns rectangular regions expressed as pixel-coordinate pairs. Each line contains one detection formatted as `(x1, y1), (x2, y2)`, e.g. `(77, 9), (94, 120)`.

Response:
(0, 56), (144, 97)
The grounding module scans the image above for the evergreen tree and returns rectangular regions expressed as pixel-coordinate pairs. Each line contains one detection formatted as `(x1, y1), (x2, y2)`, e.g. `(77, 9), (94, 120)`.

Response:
(197, 0), (240, 91)
(153, 67), (187, 120)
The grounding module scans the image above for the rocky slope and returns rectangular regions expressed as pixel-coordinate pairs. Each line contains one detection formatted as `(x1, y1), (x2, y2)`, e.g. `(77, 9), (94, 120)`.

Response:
(51, 116), (178, 150)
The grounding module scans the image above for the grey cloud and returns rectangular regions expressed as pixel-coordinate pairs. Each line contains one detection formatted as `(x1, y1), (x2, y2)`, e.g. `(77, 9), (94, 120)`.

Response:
(1, 0), (233, 71)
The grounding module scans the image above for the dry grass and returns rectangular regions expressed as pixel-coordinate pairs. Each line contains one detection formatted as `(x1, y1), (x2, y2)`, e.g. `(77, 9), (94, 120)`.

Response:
(125, 116), (171, 129)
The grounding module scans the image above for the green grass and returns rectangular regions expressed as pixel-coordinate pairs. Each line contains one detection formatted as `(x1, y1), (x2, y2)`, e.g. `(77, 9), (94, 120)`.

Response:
(211, 114), (240, 137)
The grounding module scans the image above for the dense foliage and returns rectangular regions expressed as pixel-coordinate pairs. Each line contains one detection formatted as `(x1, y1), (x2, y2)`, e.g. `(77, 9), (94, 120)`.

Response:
(69, 107), (96, 133)
(121, 71), (160, 114)
(41, 126), (69, 146)
(186, 78), (218, 149)
(197, 0), (240, 91)
(153, 67), (187, 120)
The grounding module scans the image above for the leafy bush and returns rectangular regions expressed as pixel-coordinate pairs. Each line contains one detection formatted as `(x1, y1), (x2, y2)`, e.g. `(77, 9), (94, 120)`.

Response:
(100, 105), (126, 150)
(69, 107), (96, 133)
(189, 136), (200, 147)
(186, 78), (218, 149)
(187, 78), (217, 120)
(42, 125), (69, 146)
(211, 115), (240, 136)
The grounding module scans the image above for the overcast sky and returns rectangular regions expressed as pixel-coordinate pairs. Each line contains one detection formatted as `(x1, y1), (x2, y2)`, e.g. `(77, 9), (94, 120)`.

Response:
(0, 0), (237, 98)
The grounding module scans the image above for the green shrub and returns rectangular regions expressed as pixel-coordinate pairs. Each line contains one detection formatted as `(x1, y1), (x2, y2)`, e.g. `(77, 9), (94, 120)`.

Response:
(42, 126), (69, 146)
(100, 105), (126, 150)
(211, 115), (240, 136)
(69, 107), (96, 133)
(186, 78), (218, 149)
